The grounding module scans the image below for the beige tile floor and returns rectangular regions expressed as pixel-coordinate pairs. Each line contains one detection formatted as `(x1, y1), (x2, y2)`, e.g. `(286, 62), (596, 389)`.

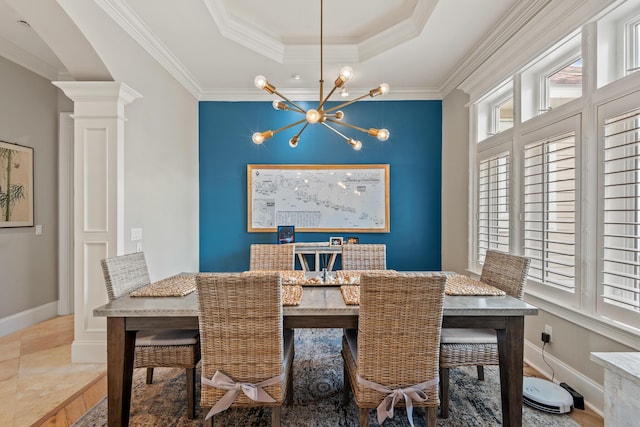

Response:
(0, 315), (105, 427)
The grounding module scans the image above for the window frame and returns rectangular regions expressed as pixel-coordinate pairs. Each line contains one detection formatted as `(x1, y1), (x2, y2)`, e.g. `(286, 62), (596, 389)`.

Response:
(596, 90), (640, 328)
(520, 114), (582, 308)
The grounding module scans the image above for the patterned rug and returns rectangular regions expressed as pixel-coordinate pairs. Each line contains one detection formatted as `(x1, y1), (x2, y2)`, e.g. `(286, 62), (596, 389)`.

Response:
(73, 329), (578, 426)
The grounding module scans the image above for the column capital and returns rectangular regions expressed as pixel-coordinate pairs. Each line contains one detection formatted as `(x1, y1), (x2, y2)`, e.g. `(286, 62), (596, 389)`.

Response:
(52, 81), (142, 119)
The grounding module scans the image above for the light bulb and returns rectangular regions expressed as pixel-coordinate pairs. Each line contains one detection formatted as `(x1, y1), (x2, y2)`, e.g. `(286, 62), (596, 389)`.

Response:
(273, 100), (286, 110)
(252, 130), (273, 145)
(306, 109), (321, 124)
(252, 132), (265, 144)
(335, 111), (344, 120)
(377, 129), (390, 141)
(348, 138), (362, 151)
(340, 66), (354, 82)
(379, 83), (390, 95)
(289, 136), (299, 148)
(254, 75), (267, 89)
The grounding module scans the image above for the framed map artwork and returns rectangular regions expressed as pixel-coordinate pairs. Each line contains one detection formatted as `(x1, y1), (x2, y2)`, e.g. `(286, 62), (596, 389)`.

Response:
(0, 140), (34, 228)
(247, 164), (390, 232)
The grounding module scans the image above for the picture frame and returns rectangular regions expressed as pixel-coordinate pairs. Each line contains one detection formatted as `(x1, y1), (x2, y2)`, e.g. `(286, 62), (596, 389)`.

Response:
(346, 236), (359, 244)
(0, 140), (34, 228)
(329, 237), (343, 246)
(247, 164), (390, 233)
(277, 225), (295, 244)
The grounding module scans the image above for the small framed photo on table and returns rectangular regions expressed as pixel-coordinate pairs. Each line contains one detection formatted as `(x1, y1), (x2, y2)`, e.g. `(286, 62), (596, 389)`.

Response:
(346, 237), (359, 244)
(277, 225), (295, 244)
(329, 237), (343, 246)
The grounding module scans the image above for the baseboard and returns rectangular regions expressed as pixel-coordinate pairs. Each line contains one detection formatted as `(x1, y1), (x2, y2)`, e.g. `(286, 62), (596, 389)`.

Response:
(524, 339), (604, 417)
(0, 301), (58, 337)
(72, 340), (107, 364)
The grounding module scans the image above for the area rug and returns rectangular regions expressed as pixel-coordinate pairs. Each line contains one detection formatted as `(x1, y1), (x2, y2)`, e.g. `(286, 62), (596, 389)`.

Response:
(73, 329), (579, 426)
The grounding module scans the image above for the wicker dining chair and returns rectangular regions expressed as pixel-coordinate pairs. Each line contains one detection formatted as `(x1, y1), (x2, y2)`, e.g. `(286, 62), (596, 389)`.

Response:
(100, 252), (201, 419)
(196, 272), (294, 427)
(341, 244), (387, 270)
(342, 273), (446, 427)
(249, 244), (296, 271)
(439, 250), (530, 418)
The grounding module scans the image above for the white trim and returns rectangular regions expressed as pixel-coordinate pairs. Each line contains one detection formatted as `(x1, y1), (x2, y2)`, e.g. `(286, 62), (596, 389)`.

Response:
(71, 340), (106, 364)
(0, 302), (58, 337)
(526, 292), (640, 350)
(58, 113), (74, 315)
(524, 339), (604, 416)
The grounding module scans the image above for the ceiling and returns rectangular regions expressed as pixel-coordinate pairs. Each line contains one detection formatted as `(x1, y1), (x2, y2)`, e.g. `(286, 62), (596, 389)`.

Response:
(0, 0), (527, 100)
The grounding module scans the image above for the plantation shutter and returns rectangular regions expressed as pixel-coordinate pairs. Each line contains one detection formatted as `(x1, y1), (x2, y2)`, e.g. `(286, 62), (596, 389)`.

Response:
(477, 152), (510, 265)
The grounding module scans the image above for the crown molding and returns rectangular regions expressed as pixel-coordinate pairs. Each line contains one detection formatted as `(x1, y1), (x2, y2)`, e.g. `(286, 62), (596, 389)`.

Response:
(358, 0), (437, 61)
(452, 0), (616, 101)
(199, 86), (441, 102)
(0, 35), (60, 81)
(95, 0), (203, 99)
(439, 0), (551, 98)
(203, 0), (284, 63)
(204, 0), (435, 64)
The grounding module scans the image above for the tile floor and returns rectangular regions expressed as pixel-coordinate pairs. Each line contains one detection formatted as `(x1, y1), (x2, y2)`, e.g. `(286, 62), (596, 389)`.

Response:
(0, 315), (105, 427)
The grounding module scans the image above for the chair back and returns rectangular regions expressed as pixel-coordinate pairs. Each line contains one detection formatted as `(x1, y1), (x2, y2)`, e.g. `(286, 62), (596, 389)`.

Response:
(341, 244), (386, 270)
(196, 272), (286, 408)
(249, 244), (295, 271)
(356, 273), (446, 406)
(480, 250), (531, 299)
(101, 252), (150, 301)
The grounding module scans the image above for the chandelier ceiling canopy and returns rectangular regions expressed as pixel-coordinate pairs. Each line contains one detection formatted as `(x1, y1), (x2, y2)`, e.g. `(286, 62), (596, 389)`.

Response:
(252, 0), (390, 150)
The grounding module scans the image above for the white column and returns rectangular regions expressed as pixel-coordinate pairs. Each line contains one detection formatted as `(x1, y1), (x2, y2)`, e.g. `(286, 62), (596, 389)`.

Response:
(53, 82), (142, 363)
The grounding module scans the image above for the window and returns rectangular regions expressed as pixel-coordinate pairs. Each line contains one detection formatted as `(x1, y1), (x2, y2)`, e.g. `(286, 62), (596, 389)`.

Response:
(626, 17), (640, 74)
(476, 80), (513, 141)
(523, 132), (576, 292)
(543, 58), (582, 111)
(495, 98), (514, 133)
(477, 152), (510, 266)
(599, 98), (640, 326)
(521, 32), (581, 122)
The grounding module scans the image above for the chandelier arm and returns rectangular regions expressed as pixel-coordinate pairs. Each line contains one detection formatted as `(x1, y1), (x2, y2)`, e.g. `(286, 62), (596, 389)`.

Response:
(324, 93), (372, 113)
(293, 122), (311, 139)
(325, 118), (370, 134)
(270, 118), (308, 136)
(273, 91), (308, 113)
(318, 84), (339, 111)
(321, 122), (349, 141)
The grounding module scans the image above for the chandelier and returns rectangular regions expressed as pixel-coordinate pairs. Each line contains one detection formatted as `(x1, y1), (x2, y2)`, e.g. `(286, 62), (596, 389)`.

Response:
(251, 0), (390, 150)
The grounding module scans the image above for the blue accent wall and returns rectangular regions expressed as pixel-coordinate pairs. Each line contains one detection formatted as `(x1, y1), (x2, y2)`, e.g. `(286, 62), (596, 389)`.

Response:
(199, 100), (442, 272)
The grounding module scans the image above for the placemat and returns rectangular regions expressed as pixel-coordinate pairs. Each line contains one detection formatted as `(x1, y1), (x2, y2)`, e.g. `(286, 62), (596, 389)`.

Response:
(243, 270), (306, 284)
(282, 285), (303, 306)
(130, 275), (196, 297)
(340, 285), (360, 305)
(445, 274), (506, 296)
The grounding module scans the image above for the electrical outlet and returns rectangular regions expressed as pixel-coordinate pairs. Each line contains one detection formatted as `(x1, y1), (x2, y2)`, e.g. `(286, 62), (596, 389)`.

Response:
(136, 242), (142, 252)
(544, 324), (553, 342)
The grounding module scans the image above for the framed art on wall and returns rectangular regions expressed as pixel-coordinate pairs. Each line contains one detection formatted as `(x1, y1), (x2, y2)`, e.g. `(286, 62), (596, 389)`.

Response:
(247, 164), (390, 233)
(0, 140), (34, 228)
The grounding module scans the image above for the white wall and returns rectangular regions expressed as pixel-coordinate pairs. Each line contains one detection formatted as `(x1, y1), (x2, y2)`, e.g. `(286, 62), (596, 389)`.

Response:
(57, 0), (199, 279)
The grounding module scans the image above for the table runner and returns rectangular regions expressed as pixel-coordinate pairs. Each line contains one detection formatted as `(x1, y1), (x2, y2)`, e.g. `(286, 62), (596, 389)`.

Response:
(444, 274), (506, 296)
(282, 285), (304, 306)
(130, 275), (196, 297)
(340, 274), (506, 305)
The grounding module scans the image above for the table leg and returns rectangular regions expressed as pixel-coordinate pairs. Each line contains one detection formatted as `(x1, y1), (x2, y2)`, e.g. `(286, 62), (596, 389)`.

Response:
(314, 252), (320, 271)
(107, 317), (136, 427)
(496, 316), (525, 427)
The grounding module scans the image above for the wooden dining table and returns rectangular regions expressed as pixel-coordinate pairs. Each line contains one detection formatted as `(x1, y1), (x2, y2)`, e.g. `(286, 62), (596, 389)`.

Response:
(94, 277), (538, 427)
